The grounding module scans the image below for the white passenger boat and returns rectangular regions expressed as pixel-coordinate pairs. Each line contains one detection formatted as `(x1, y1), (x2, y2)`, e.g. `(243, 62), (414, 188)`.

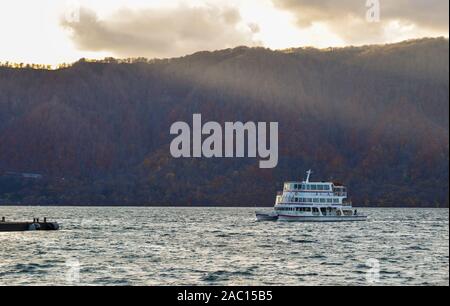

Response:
(256, 170), (367, 222)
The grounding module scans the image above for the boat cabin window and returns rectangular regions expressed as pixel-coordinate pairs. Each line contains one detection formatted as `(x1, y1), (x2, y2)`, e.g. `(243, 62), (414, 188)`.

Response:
(311, 185), (317, 191)
(295, 207), (310, 212)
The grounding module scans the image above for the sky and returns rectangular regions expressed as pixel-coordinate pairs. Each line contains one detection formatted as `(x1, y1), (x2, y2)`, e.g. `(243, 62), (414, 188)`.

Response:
(0, 0), (448, 66)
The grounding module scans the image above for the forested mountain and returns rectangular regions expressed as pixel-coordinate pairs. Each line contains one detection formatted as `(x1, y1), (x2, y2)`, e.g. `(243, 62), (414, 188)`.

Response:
(0, 38), (448, 207)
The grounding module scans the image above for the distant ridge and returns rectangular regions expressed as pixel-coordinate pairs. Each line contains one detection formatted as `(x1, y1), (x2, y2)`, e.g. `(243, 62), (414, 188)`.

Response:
(0, 38), (448, 207)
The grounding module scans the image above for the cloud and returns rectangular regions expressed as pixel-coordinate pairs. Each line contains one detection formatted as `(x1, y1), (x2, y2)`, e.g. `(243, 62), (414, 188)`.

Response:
(272, 0), (449, 45)
(61, 5), (260, 58)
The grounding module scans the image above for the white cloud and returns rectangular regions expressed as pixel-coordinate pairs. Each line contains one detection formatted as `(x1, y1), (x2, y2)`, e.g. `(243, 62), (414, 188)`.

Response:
(272, 0), (449, 45)
(61, 4), (261, 58)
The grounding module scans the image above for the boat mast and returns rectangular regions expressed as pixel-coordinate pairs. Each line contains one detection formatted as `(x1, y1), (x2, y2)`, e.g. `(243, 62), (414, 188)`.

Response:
(305, 169), (312, 183)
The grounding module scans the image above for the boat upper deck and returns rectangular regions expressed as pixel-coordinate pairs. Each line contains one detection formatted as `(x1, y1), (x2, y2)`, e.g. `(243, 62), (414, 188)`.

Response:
(275, 170), (351, 207)
(282, 182), (347, 195)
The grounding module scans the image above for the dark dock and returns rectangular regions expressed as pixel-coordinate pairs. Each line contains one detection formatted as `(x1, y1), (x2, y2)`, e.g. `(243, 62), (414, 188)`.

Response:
(0, 217), (60, 232)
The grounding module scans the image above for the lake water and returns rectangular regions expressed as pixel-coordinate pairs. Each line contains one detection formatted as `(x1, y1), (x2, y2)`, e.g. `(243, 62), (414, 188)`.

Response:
(0, 207), (448, 286)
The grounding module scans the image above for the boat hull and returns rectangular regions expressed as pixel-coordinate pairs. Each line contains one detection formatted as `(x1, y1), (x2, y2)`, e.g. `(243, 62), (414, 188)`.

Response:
(0, 221), (60, 232)
(277, 215), (367, 222)
(255, 212), (279, 222)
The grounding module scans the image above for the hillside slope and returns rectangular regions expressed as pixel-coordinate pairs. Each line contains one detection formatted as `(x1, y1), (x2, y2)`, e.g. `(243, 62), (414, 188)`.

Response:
(0, 38), (448, 207)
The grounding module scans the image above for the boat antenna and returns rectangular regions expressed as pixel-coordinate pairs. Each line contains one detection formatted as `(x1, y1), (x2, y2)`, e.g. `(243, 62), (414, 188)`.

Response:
(306, 169), (312, 183)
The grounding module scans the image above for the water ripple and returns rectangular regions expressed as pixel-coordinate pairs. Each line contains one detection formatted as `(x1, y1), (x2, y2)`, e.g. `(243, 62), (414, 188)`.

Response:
(0, 207), (448, 286)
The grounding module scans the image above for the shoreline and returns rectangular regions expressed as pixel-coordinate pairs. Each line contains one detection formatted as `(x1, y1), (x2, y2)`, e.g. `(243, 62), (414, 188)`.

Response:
(0, 205), (448, 208)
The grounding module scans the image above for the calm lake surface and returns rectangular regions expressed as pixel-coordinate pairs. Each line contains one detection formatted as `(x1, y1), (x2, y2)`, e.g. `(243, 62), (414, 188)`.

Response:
(0, 207), (448, 286)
